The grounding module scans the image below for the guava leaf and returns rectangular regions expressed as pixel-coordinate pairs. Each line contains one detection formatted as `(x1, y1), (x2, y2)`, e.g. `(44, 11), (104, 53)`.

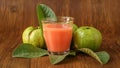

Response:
(96, 51), (110, 64)
(69, 50), (76, 56)
(36, 4), (57, 31)
(49, 51), (76, 64)
(79, 48), (110, 64)
(12, 43), (48, 58)
(49, 54), (68, 65)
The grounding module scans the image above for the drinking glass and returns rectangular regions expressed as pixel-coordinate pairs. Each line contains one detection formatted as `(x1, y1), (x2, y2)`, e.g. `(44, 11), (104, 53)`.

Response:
(42, 16), (73, 55)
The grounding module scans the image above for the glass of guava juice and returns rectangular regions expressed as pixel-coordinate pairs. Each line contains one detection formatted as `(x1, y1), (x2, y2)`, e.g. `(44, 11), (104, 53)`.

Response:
(42, 16), (73, 55)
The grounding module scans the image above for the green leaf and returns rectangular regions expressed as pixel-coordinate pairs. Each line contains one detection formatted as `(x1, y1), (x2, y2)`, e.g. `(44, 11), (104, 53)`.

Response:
(49, 51), (76, 64)
(36, 4), (57, 31)
(79, 48), (110, 64)
(12, 43), (48, 58)
(69, 50), (76, 56)
(49, 54), (68, 64)
(96, 51), (110, 64)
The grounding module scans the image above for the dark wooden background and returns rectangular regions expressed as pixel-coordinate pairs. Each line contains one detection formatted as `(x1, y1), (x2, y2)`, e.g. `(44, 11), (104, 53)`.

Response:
(0, 0), (120, 68)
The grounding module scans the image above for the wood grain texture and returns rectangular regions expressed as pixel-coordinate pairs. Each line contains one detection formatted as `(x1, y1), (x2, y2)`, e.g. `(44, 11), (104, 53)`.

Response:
(0, 0), (120, 68)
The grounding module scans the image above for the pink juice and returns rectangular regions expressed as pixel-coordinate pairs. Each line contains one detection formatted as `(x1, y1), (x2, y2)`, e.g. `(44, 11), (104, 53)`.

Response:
(43, 23), (72, 52)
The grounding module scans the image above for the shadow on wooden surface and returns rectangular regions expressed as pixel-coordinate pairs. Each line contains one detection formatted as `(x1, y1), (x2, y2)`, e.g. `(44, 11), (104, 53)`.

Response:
(0, 0), (120, 68)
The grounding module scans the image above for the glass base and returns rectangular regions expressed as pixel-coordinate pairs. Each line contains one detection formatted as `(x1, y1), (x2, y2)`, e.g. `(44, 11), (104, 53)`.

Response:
(48, 50), (69, 55)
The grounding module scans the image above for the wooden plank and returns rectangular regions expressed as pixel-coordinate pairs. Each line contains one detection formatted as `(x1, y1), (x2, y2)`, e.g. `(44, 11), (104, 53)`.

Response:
(0, 0), (120, 68)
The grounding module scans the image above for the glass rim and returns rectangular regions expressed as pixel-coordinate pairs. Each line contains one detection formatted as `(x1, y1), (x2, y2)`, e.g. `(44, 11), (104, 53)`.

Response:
(57, 16), (74, 20)
(42, 16), (74, 22)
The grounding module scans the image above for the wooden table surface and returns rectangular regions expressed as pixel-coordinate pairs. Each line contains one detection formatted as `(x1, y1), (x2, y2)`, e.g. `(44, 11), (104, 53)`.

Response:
(0, 0), (120, 68)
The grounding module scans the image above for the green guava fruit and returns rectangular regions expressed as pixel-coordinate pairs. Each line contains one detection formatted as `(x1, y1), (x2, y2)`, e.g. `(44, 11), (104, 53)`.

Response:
(72, 23), (78, 34)
(70, 23), (78, 49)
(22, 26), (45, 48)
(73, 26), (102, 51)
